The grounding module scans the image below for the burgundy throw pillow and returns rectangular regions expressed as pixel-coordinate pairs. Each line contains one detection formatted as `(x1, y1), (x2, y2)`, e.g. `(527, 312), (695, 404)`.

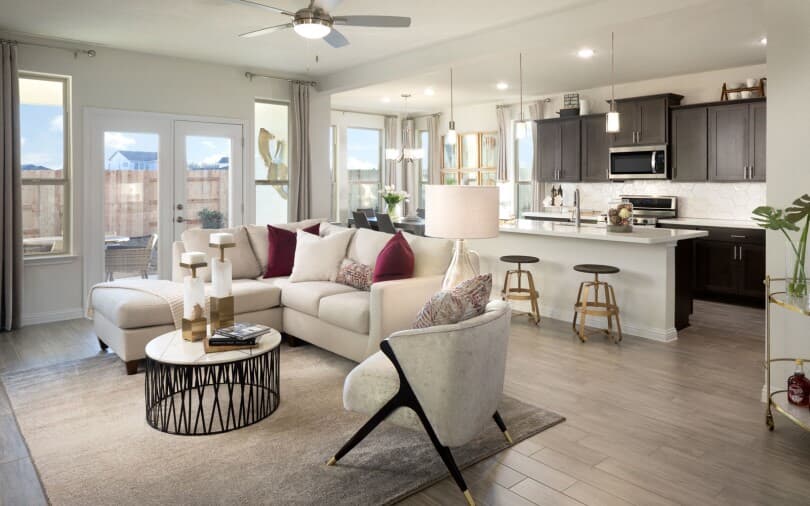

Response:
(264, 223), (320, 278)
(373, 231), (414, 283)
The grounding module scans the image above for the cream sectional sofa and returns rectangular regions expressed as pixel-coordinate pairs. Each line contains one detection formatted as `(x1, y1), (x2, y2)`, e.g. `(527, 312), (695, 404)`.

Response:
(90, 220), (455, 374)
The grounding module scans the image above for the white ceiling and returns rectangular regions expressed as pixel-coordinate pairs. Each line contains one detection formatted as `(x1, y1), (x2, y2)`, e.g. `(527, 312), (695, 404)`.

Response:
(0, 0), (585, 77)
(331, 0), (767, 114)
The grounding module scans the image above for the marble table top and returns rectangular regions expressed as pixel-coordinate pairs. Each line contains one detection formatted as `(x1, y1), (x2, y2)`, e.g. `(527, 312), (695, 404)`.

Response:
(145, 327), (282, 366)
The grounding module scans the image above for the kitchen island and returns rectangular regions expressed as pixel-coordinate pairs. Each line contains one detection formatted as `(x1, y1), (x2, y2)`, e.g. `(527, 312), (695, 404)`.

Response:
(468, 220), (708, 341)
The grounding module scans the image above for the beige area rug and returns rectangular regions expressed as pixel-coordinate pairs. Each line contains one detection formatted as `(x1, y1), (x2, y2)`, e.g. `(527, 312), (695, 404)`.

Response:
(1, 346), (564, 505)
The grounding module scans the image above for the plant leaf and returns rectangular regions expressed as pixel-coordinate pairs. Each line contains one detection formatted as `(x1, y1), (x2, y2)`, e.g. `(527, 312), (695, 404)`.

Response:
(785, 194), (810, 223)
(752, 206), (800, 231)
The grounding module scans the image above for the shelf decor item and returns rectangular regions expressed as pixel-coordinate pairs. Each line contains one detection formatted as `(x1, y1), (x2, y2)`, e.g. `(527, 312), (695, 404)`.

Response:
(209, 232), (236, 333)
(379, 185), (409, 220)
(607, 198), (633, 233)
(559, 93), (580, 117)
(753, 194), (810, 300)
(180, 251), (208, 342)
(721, 77), (766, 101)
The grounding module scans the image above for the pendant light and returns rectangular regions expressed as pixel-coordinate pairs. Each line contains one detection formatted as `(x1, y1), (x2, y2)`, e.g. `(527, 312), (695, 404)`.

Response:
(386, 94), (423, 162)
(606, 31), (621, 133)
(515, 52), (529, 140)
(446, 67), (457, 145)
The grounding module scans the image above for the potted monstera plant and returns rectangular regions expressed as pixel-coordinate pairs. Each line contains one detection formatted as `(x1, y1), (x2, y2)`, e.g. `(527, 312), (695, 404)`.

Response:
(753, 194), (810, 299)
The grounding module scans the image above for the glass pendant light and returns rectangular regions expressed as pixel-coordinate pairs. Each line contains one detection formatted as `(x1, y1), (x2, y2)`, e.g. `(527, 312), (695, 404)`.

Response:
(515, 52), (529, 140)
(446, 68), (457, 145)
(606, 31), (621, 133)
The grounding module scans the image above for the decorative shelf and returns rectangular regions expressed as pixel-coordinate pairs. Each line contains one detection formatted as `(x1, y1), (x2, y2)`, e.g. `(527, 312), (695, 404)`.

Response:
(769, 292), (810, 316)
(768, 391), (810, 431)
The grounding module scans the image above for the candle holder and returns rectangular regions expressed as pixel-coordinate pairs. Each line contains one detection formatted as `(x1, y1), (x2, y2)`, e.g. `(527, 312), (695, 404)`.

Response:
(180, 260), (208, 342)
(208, 242), (236, 332)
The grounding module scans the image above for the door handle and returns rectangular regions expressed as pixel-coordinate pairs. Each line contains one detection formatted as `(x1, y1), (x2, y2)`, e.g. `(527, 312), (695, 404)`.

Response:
(730, 235), (747, 239)
(176, 203), (184, 210)
(738, 245), (743, 261)
(175, 216), (185, 223)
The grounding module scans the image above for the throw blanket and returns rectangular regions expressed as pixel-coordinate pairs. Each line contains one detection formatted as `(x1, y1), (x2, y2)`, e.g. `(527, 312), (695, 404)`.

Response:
(86, 279), (206, 329)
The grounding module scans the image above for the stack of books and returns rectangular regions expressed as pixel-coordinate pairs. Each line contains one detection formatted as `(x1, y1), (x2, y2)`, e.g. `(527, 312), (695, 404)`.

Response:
(206, 323), (271, 351)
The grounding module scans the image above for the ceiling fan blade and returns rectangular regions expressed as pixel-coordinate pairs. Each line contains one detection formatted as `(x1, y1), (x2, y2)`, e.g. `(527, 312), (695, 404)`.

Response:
(333, 16), (411, 28)
(229, 0), (295, 17)
(239, 23), (294, 38)
(323, 28), (350, 48)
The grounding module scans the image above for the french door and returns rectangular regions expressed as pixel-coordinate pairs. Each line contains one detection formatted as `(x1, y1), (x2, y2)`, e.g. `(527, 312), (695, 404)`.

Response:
(85, 110), (245, 289)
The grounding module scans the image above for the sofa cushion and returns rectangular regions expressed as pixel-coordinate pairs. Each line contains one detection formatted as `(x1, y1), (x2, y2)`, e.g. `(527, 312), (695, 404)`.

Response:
(335, 259), (373, 291)
(92, 288), (174, 329)
(289, 229), (354, 283)
(215, 279), (281, 314)
(263, 223), (320, 278)
(319, 291), (371, 334)
(245, 219), (323, 272)
(280, 281), (357, 317)
(181, 227), (260, 281)
(343, 351), (421, 431)
(402, 232), (453, 277)
(346, 228), (392, 266)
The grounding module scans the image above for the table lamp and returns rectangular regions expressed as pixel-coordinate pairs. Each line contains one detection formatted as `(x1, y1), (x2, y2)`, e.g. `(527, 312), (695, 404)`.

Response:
(180, 251), (208, 342)
(424, 185), (500, 290)
(209, 232), (236, 332)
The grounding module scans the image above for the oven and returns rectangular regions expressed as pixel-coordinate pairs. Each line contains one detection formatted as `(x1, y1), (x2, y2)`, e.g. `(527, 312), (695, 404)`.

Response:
(609, 145), (668, 180)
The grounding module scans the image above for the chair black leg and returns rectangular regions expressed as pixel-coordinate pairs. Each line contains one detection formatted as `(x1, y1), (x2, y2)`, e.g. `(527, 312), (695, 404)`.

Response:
(492, 411), (513, 444)
(327, 394), (402, 465)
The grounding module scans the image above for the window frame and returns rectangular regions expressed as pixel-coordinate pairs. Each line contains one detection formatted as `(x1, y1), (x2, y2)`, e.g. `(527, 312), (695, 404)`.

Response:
(345, 126), (383, 212)
(254, 98), (290, 223)
(19, 72), (72, 258)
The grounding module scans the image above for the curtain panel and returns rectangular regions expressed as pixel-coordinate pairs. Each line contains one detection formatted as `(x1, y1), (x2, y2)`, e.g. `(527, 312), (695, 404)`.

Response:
(383, 115), (397, 189)
(289, 82), (311, 221)
(0, 42), (22, 330)
(495, 106), (511, 182)
(426, 114), (441, 184)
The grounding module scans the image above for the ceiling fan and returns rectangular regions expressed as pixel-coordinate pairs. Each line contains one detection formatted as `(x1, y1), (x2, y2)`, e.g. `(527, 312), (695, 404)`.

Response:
(232, 0), (412, 48)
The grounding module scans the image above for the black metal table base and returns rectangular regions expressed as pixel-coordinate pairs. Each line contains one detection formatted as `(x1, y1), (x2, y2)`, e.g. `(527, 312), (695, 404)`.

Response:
(145, 347), (280, 435)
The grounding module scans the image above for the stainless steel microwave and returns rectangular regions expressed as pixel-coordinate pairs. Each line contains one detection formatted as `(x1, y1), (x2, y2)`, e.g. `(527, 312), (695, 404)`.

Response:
(609, 145), (668, 180)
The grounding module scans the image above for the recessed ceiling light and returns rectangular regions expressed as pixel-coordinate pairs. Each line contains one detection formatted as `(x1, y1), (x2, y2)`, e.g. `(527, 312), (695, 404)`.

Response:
(381, 96), (391, 103)
(423, 87), (435, 96)
(577, 48), (595, 59)
(760, 36), (768, 46)
(496, 82), (509, 90)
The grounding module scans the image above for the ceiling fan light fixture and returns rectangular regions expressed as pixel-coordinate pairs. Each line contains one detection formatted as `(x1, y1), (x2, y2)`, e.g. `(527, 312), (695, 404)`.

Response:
(293, 20), (332, 39)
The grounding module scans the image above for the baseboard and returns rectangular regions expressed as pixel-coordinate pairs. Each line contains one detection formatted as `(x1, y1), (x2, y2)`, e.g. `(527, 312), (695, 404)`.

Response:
(22, 307), (85, 326)
(539, 306), (678, 342)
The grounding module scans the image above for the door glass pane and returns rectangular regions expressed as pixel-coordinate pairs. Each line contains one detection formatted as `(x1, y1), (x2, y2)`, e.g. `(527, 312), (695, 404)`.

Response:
(255, 101), (289, 224)
(442, 172), (458, 185)
(346, 128), (381, 211)
(185, 135), (230, 229)
(517, 182), (532, 217)
(22, 184), (66, 255)
(461, 171), (479, 185)
(461, 133), (479, 169)
(517, 135), (534, 181)
(443, 138), (458, 168)
(481, 133), (498, 168)
(104, 131), (159, 280)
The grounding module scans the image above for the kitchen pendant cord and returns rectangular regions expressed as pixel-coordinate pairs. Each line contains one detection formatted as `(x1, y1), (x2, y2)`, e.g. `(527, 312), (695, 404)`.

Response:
(610, 31), (615, 113)
(519, 52), (524, 122)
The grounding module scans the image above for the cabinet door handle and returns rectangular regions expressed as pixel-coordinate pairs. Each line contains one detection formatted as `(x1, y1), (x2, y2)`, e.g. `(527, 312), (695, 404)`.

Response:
(730, 234), (747, 239)
(749, 165), (754, 179)
(738, 245), (743, 261)
(732, 246), (737, 261)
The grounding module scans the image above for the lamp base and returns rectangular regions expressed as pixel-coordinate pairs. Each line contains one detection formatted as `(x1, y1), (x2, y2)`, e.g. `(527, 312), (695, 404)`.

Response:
(182, 317), (207, 342)
(442, 239), (480, 290)
(209, 295), (235, 333)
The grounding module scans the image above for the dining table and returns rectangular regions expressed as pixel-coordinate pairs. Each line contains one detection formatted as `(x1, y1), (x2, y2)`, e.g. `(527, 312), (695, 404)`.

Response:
(347, 216), (425, 236)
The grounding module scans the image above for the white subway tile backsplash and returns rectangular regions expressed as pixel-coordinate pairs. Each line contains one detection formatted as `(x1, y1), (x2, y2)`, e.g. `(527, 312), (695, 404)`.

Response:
(555, 181), (765, 219)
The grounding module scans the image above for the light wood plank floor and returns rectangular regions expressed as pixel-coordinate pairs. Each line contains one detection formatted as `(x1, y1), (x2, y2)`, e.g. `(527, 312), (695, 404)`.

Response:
(2, 301), (810, 505)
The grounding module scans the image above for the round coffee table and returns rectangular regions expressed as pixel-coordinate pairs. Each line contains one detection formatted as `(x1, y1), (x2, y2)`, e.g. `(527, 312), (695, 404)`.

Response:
(144, 328), (281, 436)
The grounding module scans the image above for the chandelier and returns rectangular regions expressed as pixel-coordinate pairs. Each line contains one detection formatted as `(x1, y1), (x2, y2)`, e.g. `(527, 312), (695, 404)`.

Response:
(385, 94), (423, 162)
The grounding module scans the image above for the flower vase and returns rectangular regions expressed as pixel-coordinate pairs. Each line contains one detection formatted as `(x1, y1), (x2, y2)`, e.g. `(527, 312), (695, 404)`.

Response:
(786, 241), (808, 302)
(387, 202), (400, 220)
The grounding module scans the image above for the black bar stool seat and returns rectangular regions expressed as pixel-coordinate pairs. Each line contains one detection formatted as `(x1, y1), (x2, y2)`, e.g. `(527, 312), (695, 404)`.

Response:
(572, 264), (622, 343)
(500, 255), (541, 325)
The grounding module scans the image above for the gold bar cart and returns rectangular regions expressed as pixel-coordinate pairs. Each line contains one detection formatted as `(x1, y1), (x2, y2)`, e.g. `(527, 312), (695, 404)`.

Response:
(764, 276), (810, 431)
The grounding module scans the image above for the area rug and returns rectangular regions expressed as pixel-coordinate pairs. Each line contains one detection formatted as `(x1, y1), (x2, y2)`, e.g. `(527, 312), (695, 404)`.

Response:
(1, 345), (564, 505)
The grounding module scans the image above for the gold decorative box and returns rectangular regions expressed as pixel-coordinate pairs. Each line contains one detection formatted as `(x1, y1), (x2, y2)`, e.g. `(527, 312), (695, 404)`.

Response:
(209, 295), (235, 332)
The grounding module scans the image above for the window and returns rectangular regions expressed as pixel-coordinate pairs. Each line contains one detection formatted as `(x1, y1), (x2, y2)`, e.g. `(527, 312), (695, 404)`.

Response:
(417, 130), (429, 209)
(255, 100), (289, 224)
(515, 124), (534, 218)
(20, 74), (70, 256)
(346, 127), (381, 212)
(441, 131), (498, 187)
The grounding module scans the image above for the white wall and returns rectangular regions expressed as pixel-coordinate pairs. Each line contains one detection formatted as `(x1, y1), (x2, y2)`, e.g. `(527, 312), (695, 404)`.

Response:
(432, 63), (768, 217)
(15, 40), (331, 325)
(765, 2), (810, 390)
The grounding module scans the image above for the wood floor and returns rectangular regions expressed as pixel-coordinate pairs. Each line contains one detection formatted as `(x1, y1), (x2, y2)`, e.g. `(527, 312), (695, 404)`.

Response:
(2, 301), (810, 505)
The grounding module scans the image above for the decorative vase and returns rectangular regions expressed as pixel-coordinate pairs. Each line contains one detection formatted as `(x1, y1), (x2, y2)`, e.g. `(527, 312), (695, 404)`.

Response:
(387, 201), (401, 219)
(786, 241), (808, 301)
(607, 198), (633, 233)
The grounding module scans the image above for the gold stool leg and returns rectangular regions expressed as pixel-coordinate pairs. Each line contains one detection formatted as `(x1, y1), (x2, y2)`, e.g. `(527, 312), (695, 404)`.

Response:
(578, 284), (590, 342)
(604, 282), (614, 339)
(525, 270), (540, 325)
(572, 281), (585, 332)
(608, 284), (623, 343)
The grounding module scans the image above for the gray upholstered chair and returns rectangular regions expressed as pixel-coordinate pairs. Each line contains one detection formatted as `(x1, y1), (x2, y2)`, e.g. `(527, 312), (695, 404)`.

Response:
(327, 300), (512, 506)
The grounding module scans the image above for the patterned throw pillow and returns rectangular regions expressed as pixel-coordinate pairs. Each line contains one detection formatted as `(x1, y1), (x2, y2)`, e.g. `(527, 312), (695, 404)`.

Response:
(335, 259), (374, 291)
(413, 274), (492, 329)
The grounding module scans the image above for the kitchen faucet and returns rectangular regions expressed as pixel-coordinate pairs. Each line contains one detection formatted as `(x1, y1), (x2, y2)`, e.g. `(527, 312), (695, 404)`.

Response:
(573, 188), (581, 228)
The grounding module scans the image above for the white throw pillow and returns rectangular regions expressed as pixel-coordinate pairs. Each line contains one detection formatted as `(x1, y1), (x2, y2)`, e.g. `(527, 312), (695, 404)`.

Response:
(289, 229), (354, 282)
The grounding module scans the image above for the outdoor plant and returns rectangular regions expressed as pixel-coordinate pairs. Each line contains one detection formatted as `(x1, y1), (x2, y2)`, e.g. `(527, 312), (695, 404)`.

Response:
(753, 194), (810, 298)
(379, 185), (410, 217)
(198, 208), (225, 229)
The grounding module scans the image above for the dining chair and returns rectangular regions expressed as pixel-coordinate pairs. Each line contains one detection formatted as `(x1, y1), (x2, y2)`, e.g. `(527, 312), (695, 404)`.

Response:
(352, 211), (372, 229)
(375, 213), (397, 234)
(357, 208), (376, 218)
(416, 208), (425, 219)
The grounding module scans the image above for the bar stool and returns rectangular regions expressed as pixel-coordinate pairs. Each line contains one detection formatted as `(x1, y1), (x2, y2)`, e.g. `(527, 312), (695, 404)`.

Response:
(572, 264), (622, 343)
(500, 255), (541, 325)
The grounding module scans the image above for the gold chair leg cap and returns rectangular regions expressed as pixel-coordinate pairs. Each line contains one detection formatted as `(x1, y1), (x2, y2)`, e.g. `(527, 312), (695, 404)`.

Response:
(504, 430), (514, 445)
(463, 490), (476, 506)
(327, 457), (336, 466)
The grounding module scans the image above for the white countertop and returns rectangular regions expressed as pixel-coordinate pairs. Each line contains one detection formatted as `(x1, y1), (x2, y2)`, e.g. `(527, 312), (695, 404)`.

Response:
(523, 209), (602, 219)
(657, 217), (760, 230)
(499, 219), (708, 244)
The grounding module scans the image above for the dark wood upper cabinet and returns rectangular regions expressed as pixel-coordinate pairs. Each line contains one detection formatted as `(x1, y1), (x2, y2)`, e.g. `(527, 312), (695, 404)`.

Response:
(708, 99), (766, 182)
(535, 117), (580, 181)
(671, 107), (708, 181)
(581, 114), (610, 182)
(610, 94), (683, 147)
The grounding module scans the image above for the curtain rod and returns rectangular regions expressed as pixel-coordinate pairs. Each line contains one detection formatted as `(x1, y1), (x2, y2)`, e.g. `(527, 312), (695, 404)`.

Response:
(496, 98), (551, 109)
(1, 37), (96, 58)
(245, 71), (316, 86)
